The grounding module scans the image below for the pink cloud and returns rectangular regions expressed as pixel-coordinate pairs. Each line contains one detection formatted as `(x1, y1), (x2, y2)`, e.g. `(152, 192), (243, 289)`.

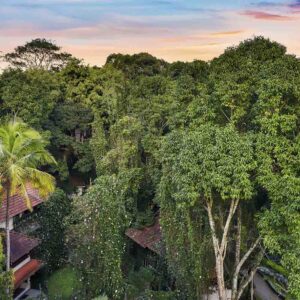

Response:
(241, 10), (294, 21)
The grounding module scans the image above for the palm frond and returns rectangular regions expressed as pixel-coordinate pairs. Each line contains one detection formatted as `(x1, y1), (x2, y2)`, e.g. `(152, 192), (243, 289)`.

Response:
(0, 119), (57, 209)
(19, 182), (33, 211)
(25, 167), (56, 198)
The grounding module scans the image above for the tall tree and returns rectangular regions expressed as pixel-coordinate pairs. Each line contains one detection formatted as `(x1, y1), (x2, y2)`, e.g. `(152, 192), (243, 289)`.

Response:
(0, 119), (56, 274)
(210, 37), (300, 296)
(159, 125), (261, 300)
(2, 38), (72, 70)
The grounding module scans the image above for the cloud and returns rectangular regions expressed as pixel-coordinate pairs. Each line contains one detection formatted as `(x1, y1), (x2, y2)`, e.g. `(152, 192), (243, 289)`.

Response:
(0, 22), (170, 41)
(210, 30), (245, 37)
(251, 1), (284, 7)
(252, 1), (300, 12)
(289, 0), (300, 7)
(288, 0), (300, 12)
(1, 0), (300, 67)
(241, 10), (294, 20)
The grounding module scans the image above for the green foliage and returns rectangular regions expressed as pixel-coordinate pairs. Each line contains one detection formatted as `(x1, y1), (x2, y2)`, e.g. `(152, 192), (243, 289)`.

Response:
(159, 125), (256, 298)
(90, 112), (107, 176)
(68, 111), (143, 300)
(106, 53), (167, 79)
(258, 174), (300, 298)
(100, 116), (143, 174)
(0, 119), (56, 206)
(3, 38), (72, 70)
(144, 290), (179, 300)
(45, 102), (94, 176)
(262, 259), (288, 277)
(0, 236), (13, 300)
(36, 188), (71, 273)
(0, 69), (60, 129)
(127, 267), (155, 298)
(132, 208), (155, 229)
(160, 125), (255, 204)
(67, 175), (132, 299)
(1, 36), (300, 298)
(168, 60), (209, 81)
(208, 37), (300, 297)
(47, 266), (80, 300)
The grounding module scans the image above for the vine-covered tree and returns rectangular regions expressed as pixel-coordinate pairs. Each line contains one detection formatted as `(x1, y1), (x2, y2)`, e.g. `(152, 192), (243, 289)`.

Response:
(37, 188), (71, 273)
(67, 175), (130, 299)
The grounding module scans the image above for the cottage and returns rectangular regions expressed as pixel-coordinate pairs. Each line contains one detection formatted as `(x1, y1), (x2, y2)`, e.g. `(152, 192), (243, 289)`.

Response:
(125, 218), (162, 256)
(1, 186), (44, 300)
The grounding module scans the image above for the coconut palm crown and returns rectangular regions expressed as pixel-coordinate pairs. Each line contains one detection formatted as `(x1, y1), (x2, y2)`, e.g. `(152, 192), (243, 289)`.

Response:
(0, 118), (56, 271)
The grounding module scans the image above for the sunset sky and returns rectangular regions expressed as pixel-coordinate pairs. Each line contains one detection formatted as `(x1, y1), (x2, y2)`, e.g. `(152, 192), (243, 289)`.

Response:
(1, 0), (300, 66)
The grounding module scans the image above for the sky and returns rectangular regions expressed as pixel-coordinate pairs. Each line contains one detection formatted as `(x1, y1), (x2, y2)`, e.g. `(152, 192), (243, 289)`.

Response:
(0, 0), (300, 66)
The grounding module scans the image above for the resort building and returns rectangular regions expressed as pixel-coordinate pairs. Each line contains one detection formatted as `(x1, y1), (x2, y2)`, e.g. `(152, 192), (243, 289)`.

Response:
(0, 186), (43, 300)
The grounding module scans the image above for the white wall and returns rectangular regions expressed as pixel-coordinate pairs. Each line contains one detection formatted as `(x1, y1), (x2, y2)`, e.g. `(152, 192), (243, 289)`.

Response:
(13, 256), (31, 272)
(0, 218), (13, 230)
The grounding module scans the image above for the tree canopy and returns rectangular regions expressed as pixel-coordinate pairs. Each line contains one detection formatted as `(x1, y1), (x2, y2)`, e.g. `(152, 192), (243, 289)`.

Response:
(0, 37), (299, 299)
(2, 38), (72, 70)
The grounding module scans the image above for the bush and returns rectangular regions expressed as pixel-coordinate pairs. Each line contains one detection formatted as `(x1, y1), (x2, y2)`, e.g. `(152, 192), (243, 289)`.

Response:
(47, 267), (79, 300)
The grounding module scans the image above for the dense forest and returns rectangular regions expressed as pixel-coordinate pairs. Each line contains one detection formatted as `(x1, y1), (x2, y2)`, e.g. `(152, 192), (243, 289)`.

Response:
(0, 37), (299, 300)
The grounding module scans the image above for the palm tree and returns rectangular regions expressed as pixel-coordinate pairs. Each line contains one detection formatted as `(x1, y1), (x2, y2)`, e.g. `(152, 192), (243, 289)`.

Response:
(0, 119), (56, 272)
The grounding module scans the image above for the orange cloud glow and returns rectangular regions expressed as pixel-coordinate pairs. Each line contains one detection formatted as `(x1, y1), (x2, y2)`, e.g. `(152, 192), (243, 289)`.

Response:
(210, 30), (246, 37)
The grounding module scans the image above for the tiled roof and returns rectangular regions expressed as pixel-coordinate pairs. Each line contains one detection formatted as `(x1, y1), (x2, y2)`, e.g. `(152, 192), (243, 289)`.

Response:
(14, 259), (42, 288)
(1, 231), (40, 264)
(0, 186), (43, 222)
(125, 218), (163, 255)
(10, 231), (40, 264)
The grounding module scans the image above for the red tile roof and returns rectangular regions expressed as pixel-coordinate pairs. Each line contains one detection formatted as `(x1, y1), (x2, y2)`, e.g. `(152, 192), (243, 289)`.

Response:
(0, 186), (43, 222)
(125, 218), (163, 255)
(14, 259), (42, 288)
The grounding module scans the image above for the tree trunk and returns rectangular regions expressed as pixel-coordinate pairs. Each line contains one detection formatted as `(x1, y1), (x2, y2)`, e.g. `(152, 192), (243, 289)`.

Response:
(5, 185), (11, 272)
(206, 199), (239, 300)
(250, 277), (254, 300)
(5, 184), (11, 298)
(216, 255), (226, 300)
(232, 206), (242, 300)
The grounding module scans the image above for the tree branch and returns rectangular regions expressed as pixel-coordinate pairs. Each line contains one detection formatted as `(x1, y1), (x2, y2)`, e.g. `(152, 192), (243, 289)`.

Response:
(236, 251), (263, 300)
(220, 199), (239, 257)
(235, 236), (261, 276)
(206, 198), (220, 256)
(237, 267), (257, 300)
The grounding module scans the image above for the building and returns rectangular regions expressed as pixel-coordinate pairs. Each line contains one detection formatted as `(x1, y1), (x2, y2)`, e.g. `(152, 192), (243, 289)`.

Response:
(125, 217), (164, 273)
(125, 217), (163, 256)
(0, 186), (44, 300)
